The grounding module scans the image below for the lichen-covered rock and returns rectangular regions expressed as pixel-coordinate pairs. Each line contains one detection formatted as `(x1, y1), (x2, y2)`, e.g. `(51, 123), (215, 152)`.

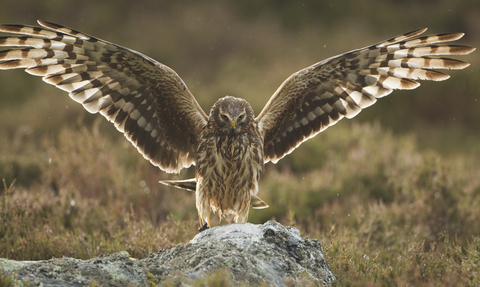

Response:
(0, 221), (335, 286)
(0, 251), (148, 286)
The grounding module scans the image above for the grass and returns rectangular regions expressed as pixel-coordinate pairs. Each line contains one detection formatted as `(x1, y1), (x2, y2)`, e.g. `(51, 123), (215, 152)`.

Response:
(0, 124), (198, 260)
(0, 120), (479, 286)
(0, 1), (479, 285)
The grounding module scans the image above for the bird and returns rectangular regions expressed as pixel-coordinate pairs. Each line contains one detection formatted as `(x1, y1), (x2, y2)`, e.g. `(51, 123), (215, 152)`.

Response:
(0, 21), (474, 230)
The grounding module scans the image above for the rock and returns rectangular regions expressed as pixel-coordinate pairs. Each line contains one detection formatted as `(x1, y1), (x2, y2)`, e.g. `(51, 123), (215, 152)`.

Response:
(0, 251), (147, 287)
(0, 221), (335, 286)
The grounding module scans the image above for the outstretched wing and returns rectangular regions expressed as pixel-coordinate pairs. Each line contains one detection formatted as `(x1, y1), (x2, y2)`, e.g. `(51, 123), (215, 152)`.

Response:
(0, 20), (208, 173)
(256, 28), (475, 164)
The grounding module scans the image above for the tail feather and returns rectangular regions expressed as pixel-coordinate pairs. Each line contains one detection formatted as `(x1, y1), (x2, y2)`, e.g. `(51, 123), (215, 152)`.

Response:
(160, 178), (196, 191)
(160, 178), (269, 209)
(250, 195), (269, 209)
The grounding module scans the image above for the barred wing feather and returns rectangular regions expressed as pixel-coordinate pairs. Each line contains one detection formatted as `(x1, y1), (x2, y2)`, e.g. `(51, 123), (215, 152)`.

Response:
(256, 28), (475, 163)
(0, 20), (208, 173)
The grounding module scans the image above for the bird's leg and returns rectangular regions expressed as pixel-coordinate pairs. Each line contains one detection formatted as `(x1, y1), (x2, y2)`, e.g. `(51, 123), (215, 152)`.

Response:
(198, 216), (210, 232)
(198, 222), (209, 232)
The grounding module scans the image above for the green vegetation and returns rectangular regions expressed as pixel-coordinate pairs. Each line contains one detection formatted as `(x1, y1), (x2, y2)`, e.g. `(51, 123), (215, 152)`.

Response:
(0, 1), (479, 286)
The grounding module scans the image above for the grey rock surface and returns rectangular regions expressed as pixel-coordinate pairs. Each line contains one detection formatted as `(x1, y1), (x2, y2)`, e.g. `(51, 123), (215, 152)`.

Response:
(0, 220), (335, 286)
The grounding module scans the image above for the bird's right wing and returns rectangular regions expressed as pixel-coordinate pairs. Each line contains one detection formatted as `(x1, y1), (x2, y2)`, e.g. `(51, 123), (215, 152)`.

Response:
(0, 20), (208, 173)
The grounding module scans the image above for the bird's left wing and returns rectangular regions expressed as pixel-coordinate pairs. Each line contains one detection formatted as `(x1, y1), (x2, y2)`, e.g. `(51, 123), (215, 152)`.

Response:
(0, 20), (208, 173)
(255, 28), (475, 164)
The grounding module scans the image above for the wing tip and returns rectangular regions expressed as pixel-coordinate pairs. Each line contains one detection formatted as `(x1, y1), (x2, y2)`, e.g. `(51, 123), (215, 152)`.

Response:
(441, 58), (472, 70)
(37, 20), (55, 29)
(412, 28), (428, 37)
(401, 28), (428, 39)
(400, 78), (420, 89)
(443, 45), (476, 56)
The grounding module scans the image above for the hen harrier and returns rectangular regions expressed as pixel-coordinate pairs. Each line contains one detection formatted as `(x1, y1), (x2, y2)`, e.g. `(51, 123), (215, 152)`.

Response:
(0, 21), (474, 230)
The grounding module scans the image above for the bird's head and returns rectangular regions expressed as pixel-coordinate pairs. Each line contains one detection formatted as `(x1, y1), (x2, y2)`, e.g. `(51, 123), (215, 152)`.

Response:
(209, 96), (254, 135)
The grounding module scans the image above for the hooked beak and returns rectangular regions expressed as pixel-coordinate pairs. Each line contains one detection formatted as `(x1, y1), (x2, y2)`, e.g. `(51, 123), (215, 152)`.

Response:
(230, 120), (236, 133)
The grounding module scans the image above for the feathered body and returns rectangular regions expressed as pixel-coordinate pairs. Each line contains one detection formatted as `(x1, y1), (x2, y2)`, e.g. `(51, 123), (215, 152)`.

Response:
(196, 97), (264, 225)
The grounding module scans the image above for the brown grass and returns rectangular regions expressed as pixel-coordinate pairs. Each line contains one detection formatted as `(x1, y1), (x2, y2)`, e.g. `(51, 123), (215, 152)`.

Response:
(0, 1), (479, 285)
(0, 121), (479, 286)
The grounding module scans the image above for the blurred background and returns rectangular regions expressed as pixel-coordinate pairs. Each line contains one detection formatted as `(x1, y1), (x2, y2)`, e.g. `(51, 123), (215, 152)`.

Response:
(0, 0), (478, 152)
(0, 0), (479, 270)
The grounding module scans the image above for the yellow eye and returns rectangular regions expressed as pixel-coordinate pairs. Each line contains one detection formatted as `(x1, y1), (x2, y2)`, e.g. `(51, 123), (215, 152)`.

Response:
(221, 114), (229, 121)
(238, 114), (245, 121)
